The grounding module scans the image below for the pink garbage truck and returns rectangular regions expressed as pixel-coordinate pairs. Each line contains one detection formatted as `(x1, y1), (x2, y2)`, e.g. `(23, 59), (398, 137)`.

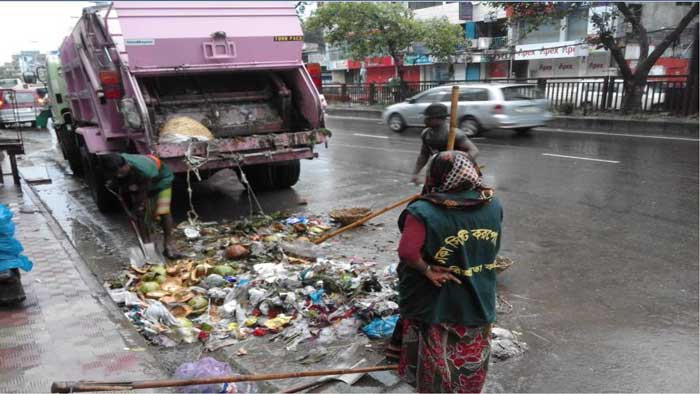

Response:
(56, 2), (328, 211)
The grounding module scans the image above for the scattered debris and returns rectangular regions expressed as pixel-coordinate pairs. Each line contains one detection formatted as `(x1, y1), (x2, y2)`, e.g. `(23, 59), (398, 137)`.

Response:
(491, 326), (527, 361)
(108, 211), (524, 366)
(109, 213), (401, 352)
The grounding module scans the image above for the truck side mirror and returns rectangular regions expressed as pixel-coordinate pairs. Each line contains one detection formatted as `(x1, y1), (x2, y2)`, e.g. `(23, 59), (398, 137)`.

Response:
(35, 66), (47, 84)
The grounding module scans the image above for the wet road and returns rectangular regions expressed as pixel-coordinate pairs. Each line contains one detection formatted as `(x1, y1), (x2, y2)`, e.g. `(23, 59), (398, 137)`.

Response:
(19, 117), (700, 392)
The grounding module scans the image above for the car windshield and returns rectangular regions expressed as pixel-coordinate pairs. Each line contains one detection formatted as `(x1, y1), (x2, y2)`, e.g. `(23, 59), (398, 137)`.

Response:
(501, 85), (544, 101)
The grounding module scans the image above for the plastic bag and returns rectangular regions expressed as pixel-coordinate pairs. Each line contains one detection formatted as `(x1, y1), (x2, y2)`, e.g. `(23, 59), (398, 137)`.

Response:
(144, 300), (181, 327)
(0, 237), (23, 259)
(0, 205), (15, 236)
(174, 357), (258, 393)
(0, 255), (32, 272)
(361, 315), (399, 339)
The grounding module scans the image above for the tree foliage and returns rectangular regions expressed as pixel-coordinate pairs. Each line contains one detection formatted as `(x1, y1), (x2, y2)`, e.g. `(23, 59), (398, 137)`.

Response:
(306, 2), (464, 78)
(306, 2), (420, 63)
(419, 17), (466, 63)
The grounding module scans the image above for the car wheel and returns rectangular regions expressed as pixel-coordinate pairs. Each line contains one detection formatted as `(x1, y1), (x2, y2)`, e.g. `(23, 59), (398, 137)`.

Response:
(388, 113), (406, 133)
(459, 117), (480, 137)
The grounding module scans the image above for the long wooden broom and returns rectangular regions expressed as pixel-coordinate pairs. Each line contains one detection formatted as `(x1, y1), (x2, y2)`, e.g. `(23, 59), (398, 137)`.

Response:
(51, 365), (398, 393)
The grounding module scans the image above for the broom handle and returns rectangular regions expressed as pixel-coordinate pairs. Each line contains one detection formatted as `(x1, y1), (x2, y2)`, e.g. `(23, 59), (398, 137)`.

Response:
(313, 194), (419, 244)
(51, 365), (398, 393)
(447, 85), (460, 150)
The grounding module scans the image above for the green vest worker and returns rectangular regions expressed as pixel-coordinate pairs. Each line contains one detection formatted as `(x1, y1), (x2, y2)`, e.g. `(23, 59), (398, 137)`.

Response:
(396, 150), (503, 392)
(412, 103), (480, 184)
(100, 153), (182, 259)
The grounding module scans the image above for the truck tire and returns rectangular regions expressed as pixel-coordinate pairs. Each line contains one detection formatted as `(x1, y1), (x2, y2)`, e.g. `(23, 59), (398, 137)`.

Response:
(242, 160), (301, 191)
(79, 145), (118, 212)
(243, 164), (276, 192)
(57, 126), (84, 177)
(273, 160), (300, 189)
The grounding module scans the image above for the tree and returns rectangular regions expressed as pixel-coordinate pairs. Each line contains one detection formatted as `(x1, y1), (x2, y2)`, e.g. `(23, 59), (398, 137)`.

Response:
(489, 2), (699, 113)
(419, 18), (467, 80)
(306, 2), (421, 79)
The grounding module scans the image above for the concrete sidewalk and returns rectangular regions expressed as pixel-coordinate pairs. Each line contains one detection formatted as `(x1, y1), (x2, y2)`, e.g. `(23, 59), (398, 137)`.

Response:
(326, 105), (699, 138)
(0, 180), (164, 393)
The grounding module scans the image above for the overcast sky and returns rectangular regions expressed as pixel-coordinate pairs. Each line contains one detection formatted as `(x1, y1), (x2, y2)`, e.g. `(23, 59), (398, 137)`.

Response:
(0, 1), (94, 64)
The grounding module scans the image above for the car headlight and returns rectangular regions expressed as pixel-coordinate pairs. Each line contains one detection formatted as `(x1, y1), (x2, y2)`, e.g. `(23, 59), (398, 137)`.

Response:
(119, 98), (142, 129)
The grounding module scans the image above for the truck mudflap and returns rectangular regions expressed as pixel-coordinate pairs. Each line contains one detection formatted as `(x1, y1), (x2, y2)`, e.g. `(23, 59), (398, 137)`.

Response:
(155, 129), (328, 173)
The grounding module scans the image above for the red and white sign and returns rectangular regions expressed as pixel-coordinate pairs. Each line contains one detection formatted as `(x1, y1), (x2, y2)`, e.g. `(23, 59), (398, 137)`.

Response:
(347, 56), (394, 70)
(528, 58), (581, 78)
(515, 41), (588, 61)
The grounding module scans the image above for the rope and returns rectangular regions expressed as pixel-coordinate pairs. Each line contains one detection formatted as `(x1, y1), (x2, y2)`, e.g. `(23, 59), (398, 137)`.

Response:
(183, 141), (211, 224)
(182, 140), (264, 221)
(235, 160), (264, 217)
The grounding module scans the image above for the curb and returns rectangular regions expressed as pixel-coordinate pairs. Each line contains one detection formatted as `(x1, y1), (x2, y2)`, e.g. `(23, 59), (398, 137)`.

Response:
(327, 107), (699, 139)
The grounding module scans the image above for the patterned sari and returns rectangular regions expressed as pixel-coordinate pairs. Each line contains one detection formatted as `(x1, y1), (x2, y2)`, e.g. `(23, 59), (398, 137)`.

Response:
(398, 320), (491, 393)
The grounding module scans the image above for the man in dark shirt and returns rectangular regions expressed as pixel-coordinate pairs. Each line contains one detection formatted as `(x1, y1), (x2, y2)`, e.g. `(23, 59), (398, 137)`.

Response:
(411, 103), (480, 184)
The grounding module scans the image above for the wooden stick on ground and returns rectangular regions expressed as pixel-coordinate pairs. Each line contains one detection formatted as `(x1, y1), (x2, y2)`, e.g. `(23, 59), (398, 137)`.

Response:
(51, 365), (399, 393)
(446, 84), (460, 150)
(313, 194), (419, 244)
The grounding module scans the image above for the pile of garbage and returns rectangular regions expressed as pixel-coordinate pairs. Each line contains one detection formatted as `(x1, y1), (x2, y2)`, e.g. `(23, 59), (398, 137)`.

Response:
(106, 213), (401, 349)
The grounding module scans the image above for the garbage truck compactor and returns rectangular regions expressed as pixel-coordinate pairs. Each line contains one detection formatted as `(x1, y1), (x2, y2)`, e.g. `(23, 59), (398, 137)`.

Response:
(53, 2), (328, 211)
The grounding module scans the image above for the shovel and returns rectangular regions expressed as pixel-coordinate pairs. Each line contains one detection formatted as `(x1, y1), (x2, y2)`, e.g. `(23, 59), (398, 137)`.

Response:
(107, 186), (164, 267)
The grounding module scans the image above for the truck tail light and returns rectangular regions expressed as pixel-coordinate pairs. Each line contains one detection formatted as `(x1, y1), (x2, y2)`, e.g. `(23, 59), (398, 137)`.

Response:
(0, 99), (4, 108)
(100, 70), (123, 99)
(492, 104), (503, 114)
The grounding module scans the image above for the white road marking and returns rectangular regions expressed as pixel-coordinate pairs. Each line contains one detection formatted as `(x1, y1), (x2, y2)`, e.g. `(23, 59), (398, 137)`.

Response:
(537, 127), (699, 142)
(353, 133), (389, 139)
(332, 143), (416, 154)
(542, 153), (620, 163)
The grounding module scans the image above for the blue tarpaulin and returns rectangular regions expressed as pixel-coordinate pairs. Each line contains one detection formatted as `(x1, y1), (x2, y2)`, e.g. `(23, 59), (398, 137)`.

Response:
(0, 204), (33, 272)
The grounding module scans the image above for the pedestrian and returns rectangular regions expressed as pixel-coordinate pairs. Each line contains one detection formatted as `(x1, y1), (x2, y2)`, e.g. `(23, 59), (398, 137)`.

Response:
(100, 153), (182, 259)
(411, 103), (480, 184)
(396, 150), (503, 393)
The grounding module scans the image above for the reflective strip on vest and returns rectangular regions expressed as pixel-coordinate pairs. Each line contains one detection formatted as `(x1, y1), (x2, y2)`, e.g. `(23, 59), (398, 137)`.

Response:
(146, 154), (161, 171)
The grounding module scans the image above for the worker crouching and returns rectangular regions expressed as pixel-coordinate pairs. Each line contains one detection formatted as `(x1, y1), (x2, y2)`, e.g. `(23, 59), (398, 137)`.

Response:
(101, 153), (182, 260)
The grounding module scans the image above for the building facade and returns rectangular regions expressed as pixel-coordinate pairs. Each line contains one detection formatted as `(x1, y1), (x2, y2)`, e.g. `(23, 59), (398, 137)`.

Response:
(310, 2), (696, 86)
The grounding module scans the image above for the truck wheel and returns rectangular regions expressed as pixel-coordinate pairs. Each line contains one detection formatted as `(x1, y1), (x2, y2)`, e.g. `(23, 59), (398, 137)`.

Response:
(242, 164), (276, 192)
(273, 160), (301, 189)
(80, 145), (118, 212)
(58, 126), (83, 177)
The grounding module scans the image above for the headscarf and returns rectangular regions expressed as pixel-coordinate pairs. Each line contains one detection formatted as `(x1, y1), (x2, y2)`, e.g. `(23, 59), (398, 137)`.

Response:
(419, 151), (494, 209)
